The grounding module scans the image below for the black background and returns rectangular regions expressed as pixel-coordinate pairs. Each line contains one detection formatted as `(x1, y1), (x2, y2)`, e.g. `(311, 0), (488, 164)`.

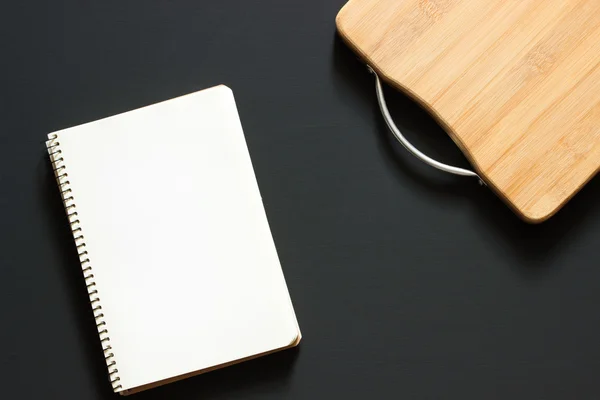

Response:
(2, 1), (599, 399)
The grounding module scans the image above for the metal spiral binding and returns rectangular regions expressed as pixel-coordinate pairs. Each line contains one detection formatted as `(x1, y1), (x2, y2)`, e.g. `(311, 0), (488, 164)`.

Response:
(46, 134), (123, 393)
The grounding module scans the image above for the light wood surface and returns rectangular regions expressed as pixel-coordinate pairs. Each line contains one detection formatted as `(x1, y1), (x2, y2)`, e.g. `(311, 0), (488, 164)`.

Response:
(336, 0), (600, 222)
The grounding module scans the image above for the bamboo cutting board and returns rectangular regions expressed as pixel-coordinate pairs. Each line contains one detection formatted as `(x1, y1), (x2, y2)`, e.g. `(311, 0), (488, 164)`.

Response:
(336, 0), (600, 222)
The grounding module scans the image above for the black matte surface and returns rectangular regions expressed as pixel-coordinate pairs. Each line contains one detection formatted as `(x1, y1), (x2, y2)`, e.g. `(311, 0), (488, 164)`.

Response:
(2, 1), (600, 399)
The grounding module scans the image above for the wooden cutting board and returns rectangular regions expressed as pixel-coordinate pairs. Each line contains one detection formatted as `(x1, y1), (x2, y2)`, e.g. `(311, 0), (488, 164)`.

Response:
(336, 0), (600, 222)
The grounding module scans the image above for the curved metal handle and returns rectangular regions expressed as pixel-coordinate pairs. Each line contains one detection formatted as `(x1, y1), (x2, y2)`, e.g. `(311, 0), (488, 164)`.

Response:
(370, 66), (485, 185)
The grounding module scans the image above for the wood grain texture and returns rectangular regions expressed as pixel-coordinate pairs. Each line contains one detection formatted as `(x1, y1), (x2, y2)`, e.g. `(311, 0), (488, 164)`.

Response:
(336, 0), (600, 222)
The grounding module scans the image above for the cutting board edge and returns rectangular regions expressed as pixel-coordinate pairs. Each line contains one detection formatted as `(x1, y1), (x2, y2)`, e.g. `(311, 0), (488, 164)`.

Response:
(335, 12), (566, 223)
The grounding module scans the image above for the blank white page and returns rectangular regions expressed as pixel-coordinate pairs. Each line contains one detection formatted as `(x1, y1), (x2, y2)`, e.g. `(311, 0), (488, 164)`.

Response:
(49, 86), (300, 393)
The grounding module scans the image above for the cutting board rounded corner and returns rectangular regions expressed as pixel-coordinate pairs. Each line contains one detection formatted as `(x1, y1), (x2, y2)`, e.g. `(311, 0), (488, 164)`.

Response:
(337, 7), (553, 224)
(335, 0), (600, 223)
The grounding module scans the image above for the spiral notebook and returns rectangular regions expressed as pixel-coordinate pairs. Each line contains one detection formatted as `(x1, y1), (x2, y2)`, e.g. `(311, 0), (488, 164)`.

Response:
(45, 85), (301, 395)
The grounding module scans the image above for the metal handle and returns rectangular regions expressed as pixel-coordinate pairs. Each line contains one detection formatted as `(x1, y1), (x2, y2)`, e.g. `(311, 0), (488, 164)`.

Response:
(370, 66), (484, 185)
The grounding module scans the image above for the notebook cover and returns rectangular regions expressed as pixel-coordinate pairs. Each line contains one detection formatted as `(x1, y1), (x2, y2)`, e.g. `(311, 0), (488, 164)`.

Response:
(45, 85), (301, 394)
